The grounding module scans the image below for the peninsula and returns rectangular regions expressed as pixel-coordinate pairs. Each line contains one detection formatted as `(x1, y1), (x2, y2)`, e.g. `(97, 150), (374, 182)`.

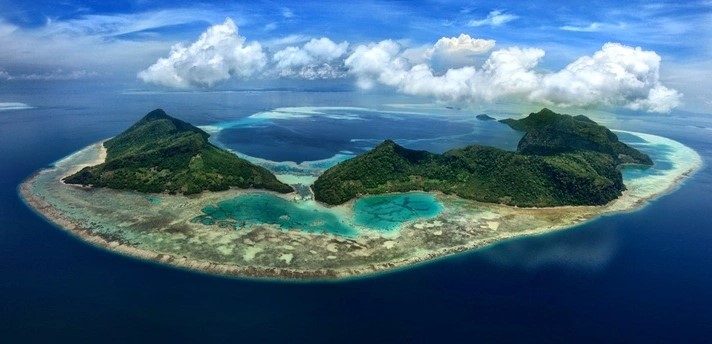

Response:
(313, 108), (652, 207)
(19, 108), (700, 280)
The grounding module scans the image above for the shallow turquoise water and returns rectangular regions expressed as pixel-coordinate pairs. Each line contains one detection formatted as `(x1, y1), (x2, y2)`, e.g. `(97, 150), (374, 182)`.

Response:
(354, 193), (444, 231)
(617, 131), (675, 180)
(192, 193), (357, 236)
(194, 192), (444, 235)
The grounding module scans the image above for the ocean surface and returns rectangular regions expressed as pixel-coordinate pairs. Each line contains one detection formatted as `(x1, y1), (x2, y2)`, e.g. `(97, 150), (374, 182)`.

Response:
(2, 81), (712, 342)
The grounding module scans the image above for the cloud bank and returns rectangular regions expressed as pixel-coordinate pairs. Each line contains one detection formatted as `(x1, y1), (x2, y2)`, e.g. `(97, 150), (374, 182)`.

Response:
(345, 40), (681, 112)
(138, 18), (266, 88)
(272, 38), (349, 79)
(139, 18), (681, 112)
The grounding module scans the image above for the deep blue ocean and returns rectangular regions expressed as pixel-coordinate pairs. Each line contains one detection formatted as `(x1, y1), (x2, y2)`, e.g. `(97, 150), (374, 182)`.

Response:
(2, 81), (712, 342)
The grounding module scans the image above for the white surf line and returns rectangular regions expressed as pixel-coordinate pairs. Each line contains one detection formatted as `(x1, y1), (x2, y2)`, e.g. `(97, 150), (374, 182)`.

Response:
(0, 102), (34, 111)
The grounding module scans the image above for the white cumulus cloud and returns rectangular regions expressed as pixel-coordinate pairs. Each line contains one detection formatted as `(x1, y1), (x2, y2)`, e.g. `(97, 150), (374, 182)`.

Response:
(426, 34), (496, 69)
(531, 42), (681, 112)
(272, 37), (349, 79)
(138, 18), (266, 88)
(345, 40), (543, 101)
(303, 38), (350, 61)
(345, 40), (681, 113)
(398, 65), (478, 102)
(273, 47), (311, 69)
(479, 47), (545, 101)
(344, 40), (410, 89)
(135, 19), (680, 112)
(429, 34), (496, 56)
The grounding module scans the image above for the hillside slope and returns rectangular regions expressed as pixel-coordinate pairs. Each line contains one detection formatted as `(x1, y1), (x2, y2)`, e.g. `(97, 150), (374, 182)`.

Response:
(64, 109), (292, 195)
(314, 108), (651, 206)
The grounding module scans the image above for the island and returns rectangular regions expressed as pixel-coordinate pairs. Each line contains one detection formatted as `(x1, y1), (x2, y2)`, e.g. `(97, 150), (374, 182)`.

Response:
(313, 108), (652, 207)
(476, 114), (496, 121)
(19, 108), (701, 280)
(64, 109), (292, 195)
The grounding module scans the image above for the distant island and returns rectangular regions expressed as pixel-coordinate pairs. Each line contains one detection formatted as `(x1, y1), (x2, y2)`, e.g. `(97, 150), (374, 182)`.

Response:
(499, 109), (652, 165)
(476, 114), (496, 121)
(313, 108), (652, 207)
(19, 107), (700, 280)
(64, 109), (292, 195)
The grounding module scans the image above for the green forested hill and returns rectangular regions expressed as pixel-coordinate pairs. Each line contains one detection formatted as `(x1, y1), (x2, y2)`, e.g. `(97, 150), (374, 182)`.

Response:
(313, 108), (652, 206)
(64, 109), (292, 195)
(501, 108), (653, 164)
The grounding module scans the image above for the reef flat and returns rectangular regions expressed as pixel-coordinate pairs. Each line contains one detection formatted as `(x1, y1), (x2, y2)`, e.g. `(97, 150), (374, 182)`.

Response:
(20, 131), (701, 280)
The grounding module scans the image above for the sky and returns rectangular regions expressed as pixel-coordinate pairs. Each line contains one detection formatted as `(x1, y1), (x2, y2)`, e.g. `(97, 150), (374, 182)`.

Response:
(0, 0), (711, 113)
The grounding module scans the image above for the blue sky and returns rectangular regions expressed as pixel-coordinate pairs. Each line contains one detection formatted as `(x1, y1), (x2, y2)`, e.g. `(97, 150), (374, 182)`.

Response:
(1, 0), (710, 112)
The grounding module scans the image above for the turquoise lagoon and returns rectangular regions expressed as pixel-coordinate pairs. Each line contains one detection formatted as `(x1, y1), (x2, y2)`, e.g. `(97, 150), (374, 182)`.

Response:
(193, 193), (356, 236)
(616, 130), (675, 180)
(354, 193), (444, 230)
(193, 192), (444, 236)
